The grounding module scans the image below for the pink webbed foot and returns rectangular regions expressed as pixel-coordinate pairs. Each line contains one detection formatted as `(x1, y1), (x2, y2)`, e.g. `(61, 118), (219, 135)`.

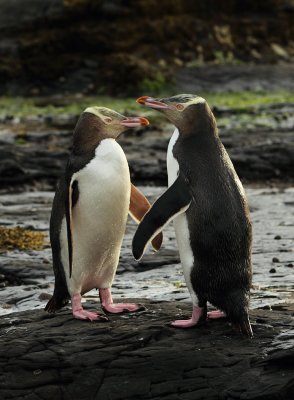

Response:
(102, 303), (145, 314)
(207, 310), (226, 319)
(171, 306), (206, 328)
(71, 294), (108, 322)
(99, 288), (145, 314)
(73, 309), (108, 321)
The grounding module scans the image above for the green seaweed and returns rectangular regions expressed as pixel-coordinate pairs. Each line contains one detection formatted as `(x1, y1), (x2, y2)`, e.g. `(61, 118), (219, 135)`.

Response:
(0, 90), (292, 118)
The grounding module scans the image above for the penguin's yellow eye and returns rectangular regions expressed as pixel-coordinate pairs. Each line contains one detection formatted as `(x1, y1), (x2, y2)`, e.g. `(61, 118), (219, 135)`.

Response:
(176, 104), (184, 111)
(104, 117), (112, 124)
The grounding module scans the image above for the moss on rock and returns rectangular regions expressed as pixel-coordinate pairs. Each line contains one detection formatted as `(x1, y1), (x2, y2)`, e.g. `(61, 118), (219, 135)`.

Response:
(0, 226), (46, 252)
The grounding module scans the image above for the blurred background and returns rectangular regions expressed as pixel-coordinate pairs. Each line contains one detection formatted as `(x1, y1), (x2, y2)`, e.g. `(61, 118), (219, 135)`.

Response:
(0, 0), (293, 187)
(0, 0), (294, 96)
(0, 0), (293, 189)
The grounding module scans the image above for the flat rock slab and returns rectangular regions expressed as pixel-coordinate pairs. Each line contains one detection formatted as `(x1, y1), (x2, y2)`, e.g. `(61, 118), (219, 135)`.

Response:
(0, 301), (293, 400)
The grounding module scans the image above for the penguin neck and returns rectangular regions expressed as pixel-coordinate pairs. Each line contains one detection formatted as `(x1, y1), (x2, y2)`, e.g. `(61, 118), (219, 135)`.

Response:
(175, 124), (219, 153)
(72, 113), (110, 155)
(171, 116), (220, 173)
(175, 104), (218, 140)
(72, 133), (102, 155)
(175, 114), (219, 157)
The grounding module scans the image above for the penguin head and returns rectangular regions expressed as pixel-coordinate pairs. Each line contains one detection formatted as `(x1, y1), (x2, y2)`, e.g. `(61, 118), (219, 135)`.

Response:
(72, 106), (149, 154)
(83, 106), (149, 138)
(137, 94), (212, 131)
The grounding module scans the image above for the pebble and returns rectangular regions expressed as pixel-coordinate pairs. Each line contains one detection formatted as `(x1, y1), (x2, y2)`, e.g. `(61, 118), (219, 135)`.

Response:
(33, 369), (42, 376)
(38, 283), (50, 289)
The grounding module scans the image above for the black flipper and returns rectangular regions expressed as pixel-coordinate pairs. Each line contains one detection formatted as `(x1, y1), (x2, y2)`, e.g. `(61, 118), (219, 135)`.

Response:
(65, 179), (79, 277)
(132, 174), (192, 260)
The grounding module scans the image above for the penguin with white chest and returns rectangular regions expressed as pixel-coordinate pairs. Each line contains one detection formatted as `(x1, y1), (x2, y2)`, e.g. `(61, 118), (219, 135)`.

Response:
(133, 95), (253, 337)
(45, 106), (162, 321)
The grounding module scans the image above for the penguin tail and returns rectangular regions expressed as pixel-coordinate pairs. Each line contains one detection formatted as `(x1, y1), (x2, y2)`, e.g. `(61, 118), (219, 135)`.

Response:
(45, 295), (68, 313)
(219, 289), (253, 338)
(232, 317), (253, 338)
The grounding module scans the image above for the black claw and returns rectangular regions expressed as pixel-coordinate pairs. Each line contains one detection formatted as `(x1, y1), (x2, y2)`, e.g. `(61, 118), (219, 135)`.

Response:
(99, 315), (109, 322)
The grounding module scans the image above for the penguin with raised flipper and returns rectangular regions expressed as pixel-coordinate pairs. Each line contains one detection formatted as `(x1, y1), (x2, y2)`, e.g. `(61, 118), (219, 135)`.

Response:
(133, 94), (253, 337)
(45, 106), (162, 321)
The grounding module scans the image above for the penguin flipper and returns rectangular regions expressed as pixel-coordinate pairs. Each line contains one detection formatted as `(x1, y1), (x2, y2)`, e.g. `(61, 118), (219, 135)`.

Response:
(132, 174), (191, 260)
(65, 179), (79, 277)
(129, 183), (163, 251)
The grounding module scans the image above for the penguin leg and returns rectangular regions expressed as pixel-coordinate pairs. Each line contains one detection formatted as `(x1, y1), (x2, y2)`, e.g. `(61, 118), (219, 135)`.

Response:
(170, 292), (207, 328)
(171, 264), (207, 328)
(71, 293), (109, 321)
(99, 288), (146, 314)
(207, 310), (226, 319)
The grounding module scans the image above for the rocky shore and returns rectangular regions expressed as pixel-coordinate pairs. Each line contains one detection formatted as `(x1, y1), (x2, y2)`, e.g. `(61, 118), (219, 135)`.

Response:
(0, 99), (293, 399)
(1, 191), (294, 400)
(0, 187), (293, 315)
(0, 184), (293, 399)
(0, 1), (293, 396)
(0, 101), (293, 190)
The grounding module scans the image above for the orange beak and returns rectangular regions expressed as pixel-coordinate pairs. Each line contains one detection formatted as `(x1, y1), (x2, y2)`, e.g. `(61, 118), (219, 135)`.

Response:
(120, 116), (149, 128)
(136, 96), (170, 109)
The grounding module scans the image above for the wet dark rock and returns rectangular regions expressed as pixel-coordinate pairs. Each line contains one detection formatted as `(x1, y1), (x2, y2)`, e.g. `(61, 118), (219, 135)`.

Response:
(0, 112), (294, 189)
(272, 257), (280, 262)
(0, 302), (293, 400)
(270, 268), (277, 273)
(275, 235), (282, 240)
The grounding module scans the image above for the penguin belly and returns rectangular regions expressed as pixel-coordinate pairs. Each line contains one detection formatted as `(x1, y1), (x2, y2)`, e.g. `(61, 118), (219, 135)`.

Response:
(167, 129), (198, 305)
(60, 139), (131, 296)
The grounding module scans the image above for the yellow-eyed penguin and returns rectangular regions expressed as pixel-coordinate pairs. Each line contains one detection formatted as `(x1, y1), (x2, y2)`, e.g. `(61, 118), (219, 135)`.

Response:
(45, 106), (162, 321)
(132, 95), (253, 337)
